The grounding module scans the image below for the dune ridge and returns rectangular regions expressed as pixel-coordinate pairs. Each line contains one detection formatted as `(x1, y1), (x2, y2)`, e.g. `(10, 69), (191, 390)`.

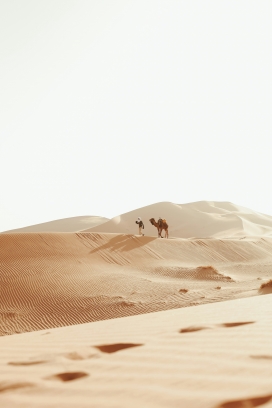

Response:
(1, 201), (272, 407)
(82, 201), (272, 238)
(1, 231), (272, 336)
(2, 215), (109, 233)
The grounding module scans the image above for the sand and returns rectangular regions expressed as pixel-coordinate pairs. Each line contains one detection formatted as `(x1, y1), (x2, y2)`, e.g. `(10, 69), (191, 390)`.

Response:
(0, 295), (271, 407)
(2, 215), (109, 233)
(83, 201), (272, 238)
(1, 201), (272, 407)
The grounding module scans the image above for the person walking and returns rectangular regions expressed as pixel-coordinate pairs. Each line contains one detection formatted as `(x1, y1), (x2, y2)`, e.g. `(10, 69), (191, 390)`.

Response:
(135, 217), (144, 236)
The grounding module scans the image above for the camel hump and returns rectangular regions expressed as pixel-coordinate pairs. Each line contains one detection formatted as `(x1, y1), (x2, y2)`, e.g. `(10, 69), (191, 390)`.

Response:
(158, 218), (167, 227)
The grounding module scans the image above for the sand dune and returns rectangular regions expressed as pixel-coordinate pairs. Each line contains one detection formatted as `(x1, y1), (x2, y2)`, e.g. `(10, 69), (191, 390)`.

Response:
(1, 231), (272, 336)
(1, 201), (272, 407)
(0, 294), (271, 408)
(82, 201), (272, 238)
(2, 215), (109, 233)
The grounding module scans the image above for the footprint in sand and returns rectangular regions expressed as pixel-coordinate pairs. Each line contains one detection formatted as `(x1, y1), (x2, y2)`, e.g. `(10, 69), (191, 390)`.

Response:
(179, 326), (211, 333)
(63, 351), (99, 360)
(8, 360), (48, 366)
(9, 349), (99, 366)
(179, 321), (255, 333)
(250, 355), (272, 360)
(219, 321), (255, 328)
(94, 343), (143, 354)
(0, 381), (35, 393)
(216, 393), (272, 408)
(45, 372), (89, 382)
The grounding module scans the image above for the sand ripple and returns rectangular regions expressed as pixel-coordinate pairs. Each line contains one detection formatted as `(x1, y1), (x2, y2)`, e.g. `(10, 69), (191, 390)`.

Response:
(1, 233), (272, 336)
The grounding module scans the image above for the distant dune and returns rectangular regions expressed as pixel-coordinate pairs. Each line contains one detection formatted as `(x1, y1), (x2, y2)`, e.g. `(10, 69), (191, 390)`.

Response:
(82, 201), (272, 238)
(2, 215), (109, 233)
(4, 201), (272, 237)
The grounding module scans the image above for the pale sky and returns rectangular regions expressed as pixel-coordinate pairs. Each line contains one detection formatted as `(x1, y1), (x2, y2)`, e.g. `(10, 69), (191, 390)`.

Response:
(0, 0), (272, 231)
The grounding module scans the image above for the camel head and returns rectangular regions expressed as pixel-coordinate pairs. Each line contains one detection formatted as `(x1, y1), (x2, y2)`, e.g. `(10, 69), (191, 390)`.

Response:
(149, 218), (155, 226)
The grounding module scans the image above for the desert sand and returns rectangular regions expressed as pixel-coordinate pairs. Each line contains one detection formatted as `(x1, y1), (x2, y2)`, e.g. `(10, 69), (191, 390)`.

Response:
(1, 201), (272, 407)
(0, 295), (272, 408)
(3, 215), (109, 233)
(83, 201), (272, 238)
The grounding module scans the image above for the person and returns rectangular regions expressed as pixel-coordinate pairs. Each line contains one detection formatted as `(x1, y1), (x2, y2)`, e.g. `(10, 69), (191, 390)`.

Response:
(158, 217), (163, 228)
(135, 217), (144, 236)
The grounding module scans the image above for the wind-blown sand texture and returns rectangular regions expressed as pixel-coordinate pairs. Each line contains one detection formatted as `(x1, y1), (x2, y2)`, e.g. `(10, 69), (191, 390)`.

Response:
(0, 295), (271, 408)
(1, 201), (272, 407)
(2, 215), (109, 233)
(83, 201), (272, 238)
(1, 231), (272, 336)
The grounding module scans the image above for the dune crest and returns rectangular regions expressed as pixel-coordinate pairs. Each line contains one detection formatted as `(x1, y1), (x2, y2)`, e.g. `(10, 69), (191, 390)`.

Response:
(1, 201), (272, 407)
(2, 215), (109, 233)
(82, 201), (272, 238)
(1, 231), (272, 336)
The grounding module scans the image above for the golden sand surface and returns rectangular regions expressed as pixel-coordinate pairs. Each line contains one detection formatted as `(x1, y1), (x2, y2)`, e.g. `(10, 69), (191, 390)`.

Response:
(1, 201), (272, 407)
(83, 201), (272, 238)
(0, 295), (271, 407)
(1, 232), (272, 336)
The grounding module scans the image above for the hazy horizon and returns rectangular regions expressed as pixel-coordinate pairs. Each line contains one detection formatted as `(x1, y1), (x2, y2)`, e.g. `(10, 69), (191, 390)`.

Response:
(1, 0), (272, 231)
(3, 199), (272, 233)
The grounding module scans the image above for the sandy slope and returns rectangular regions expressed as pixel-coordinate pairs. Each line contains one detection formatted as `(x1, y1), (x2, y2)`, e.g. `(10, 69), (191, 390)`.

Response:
(1, 202), (272, 407)
(83, 201), (272, 238)
(1, 231), (272, 336)
(2, 216), (109, 233)
(0, 294), (271, 408)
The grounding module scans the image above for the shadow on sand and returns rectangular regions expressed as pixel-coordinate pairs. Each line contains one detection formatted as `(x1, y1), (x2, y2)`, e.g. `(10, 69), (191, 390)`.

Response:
(89, 234), (157, 254)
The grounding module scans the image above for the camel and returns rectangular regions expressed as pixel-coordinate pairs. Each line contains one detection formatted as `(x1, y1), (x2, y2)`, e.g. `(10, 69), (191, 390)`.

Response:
(149, 218), (169, 238)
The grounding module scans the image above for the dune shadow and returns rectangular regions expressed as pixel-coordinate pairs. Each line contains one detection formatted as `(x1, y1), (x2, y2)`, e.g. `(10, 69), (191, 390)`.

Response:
(89, 234), (157, 254)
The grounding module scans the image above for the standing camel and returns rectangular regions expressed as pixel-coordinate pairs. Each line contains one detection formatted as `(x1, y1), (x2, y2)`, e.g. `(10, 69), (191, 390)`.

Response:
(149, 218), (169, 238)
